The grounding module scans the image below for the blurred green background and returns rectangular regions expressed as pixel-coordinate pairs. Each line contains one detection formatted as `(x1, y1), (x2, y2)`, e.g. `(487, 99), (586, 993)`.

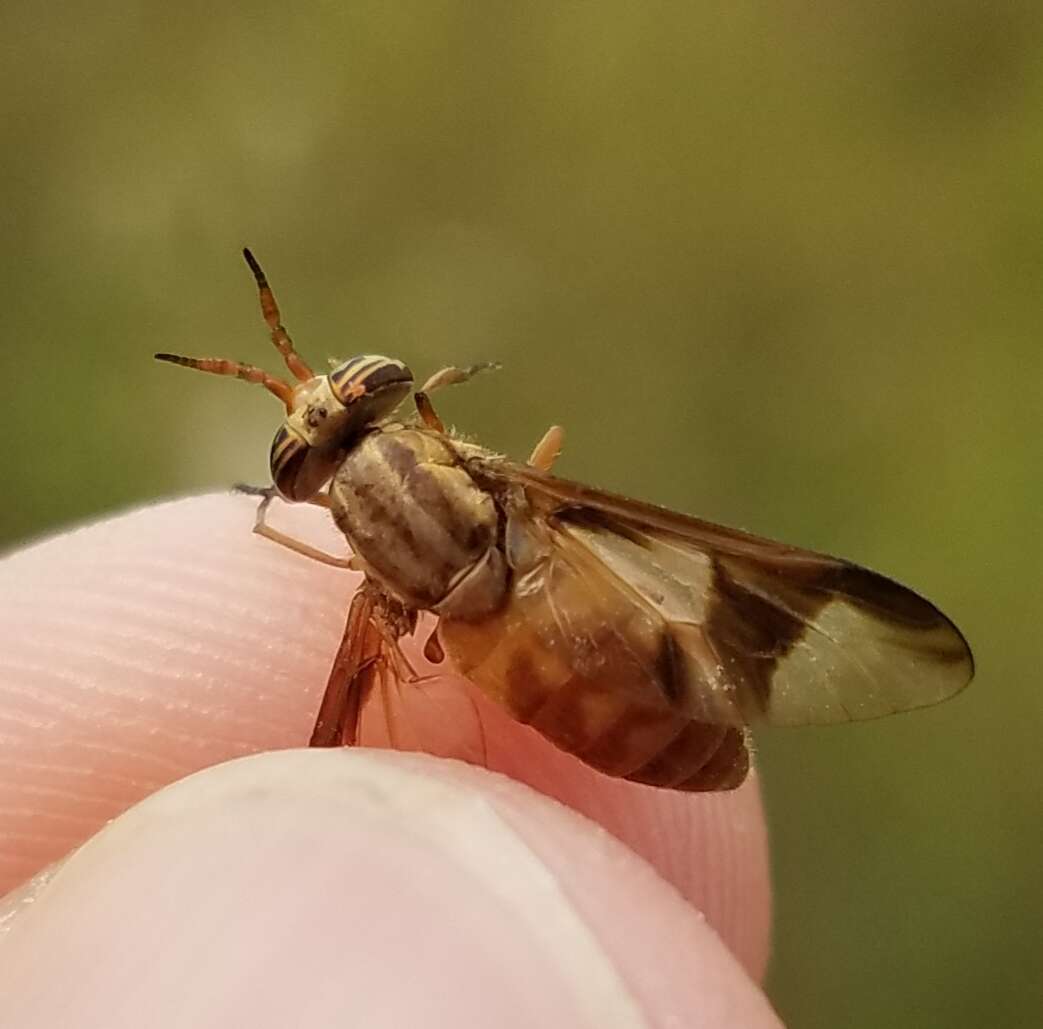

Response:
(2, 3), (1040, 1025)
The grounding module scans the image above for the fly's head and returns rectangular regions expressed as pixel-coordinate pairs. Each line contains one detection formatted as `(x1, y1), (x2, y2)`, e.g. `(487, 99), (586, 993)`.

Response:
(270, 355), (412, 501)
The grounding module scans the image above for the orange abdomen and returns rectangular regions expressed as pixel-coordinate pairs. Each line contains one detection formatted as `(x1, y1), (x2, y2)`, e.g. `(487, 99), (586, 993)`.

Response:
(438, 580), (749, 792)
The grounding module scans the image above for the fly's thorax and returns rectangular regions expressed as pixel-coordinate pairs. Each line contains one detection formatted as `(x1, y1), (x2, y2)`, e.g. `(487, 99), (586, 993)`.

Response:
(329, 427), (508, 616)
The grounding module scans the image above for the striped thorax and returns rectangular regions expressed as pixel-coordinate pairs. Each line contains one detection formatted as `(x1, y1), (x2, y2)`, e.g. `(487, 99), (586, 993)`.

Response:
(330, 427), (509, 618)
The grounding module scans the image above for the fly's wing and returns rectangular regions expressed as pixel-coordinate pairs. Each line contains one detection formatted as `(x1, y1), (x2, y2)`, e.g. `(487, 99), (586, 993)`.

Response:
(473, 460), (974, 728)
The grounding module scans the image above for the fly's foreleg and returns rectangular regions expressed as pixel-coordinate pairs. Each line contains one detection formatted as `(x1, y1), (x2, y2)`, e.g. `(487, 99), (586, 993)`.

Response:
(414, 362), (501, 433)
(237, 485), (358, 570)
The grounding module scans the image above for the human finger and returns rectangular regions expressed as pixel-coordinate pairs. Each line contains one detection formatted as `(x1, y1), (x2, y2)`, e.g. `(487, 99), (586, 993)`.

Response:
(0, 748), (781, 1029)
(0, 495), (770, 975)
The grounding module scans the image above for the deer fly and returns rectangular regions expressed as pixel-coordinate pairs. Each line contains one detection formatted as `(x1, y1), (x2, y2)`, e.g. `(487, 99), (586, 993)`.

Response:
(155, 250), (974, 791)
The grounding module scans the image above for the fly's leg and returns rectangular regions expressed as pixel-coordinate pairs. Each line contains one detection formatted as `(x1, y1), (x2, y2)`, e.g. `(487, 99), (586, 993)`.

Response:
(234, 482), (333, 510)
(419, 362), (500, 395)
(316, 592), (416, 748)
(374, 618), (441, 688)
(414, 362), (501, 433)
(387, 621), (492, 769)
(240, 487), (357, 570)
(379, 665), (404, 751)
(527, 425), (565, 472)
(311, 590), (384, 746)
(367, 630), (424, 751)
(414, 391), (445, 432)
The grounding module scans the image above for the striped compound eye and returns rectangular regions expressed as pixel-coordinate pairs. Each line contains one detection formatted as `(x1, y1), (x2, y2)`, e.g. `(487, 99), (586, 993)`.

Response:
(328, 355), (414, 414)
(268, 424), (335, 503)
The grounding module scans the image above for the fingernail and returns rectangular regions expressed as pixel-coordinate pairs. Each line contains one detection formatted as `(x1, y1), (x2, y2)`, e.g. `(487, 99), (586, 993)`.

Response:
(0, 862), (62, 939)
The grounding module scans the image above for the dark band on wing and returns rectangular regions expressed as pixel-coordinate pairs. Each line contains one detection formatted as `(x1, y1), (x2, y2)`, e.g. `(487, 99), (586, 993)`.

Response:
(704, 555), (821, 713)
(826, 563), (972, 665)
(704, 551), (973, 714)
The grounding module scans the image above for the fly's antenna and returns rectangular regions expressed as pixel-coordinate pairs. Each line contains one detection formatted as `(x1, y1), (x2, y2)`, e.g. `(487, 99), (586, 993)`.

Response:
(154, 353), (295, 410)
(242, 248), (314, 382)
(153, 248), (318, 411)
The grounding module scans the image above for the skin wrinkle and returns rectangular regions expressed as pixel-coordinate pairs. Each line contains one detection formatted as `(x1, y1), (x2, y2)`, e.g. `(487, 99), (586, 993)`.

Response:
(2, 804), (105, 827)
(62, 570), (340, 638)
(0, 645), (288, 704)
(0, 759), (166, 801)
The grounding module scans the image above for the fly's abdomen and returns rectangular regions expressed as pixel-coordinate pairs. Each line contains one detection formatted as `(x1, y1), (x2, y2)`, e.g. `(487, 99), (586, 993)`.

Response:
(329, 427), (508, 616)
(438, 544), (750, 791)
